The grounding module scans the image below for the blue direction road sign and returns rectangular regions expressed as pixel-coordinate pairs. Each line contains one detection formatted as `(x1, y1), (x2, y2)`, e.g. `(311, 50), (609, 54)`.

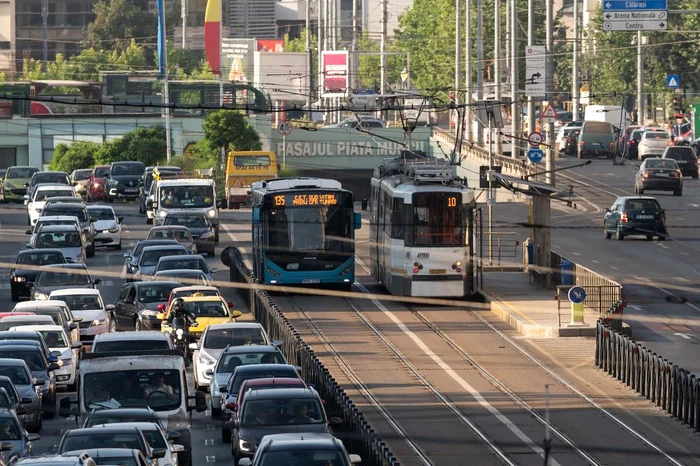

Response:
(527, 148), (544, 163)
(568, 286), (587, 304)
(666, 74), (680, 89)
(602, 0), (667, 10)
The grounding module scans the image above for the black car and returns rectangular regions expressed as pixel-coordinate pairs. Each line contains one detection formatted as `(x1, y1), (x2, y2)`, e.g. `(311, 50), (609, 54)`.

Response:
(139, 166), (182, 214)
(81, 407), (164, 429)
(625, 128), (647, 160)
(662, 146), (698, 178)
(615, 125), (642, 156)
(57, 425), (160, 460)
(634, 158), (682, 196)
(112, 280), (182, 331)
(0, 344), (59, 419)
(24, 171), (70, 200)
(10, 249), (66, 302)
(604, 196), (667, 241)
(105, 161), (146, 202)
(123, 239), (180, 282)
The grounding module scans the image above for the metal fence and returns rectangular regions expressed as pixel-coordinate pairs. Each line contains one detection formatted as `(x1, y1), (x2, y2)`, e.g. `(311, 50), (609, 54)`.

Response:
(596, 319), (700, 431)
(227, 248), (401, 466)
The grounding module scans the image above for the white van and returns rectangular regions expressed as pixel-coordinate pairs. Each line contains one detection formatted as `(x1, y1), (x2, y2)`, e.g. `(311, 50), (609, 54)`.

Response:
(59, 349), (206, 466)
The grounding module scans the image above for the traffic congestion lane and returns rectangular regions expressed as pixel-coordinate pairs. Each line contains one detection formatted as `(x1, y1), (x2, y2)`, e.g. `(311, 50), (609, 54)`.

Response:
(0, 201), (242, 463)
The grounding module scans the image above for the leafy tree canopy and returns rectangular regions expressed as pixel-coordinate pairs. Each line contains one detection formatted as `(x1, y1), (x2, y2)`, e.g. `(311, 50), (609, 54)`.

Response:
(96, 126), (168, 166)
(49, 142), (99, 173)
(85, 0), (157, 54)
(203, 110), (262, 153)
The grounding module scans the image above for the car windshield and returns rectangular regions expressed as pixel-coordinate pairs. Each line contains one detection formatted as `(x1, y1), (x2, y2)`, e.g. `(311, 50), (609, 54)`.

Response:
(164, 215), (209, 228)
(7, 168), (38, 179)
(140, 428), (167, 449)
(37, 269), (91, 287)
(666, 148), (696, 159)
(0, 382), (17, 403)
(83, 370), (182, 411)
(34, 174), (68, 185)
(645, 132), (669, 140)
(140, 250), (186, 267)
(132, 241), (178, 258)
(632, 130), (645, 139)
(216, 351), (285, 374)
(229, 370), (298, 393)
(0, 418), (21, 440)
(34, 189), (74, 201)
(138, 284), (175, 303)
(183, 301), (228, 317)
(241, 398), (324, 426)
(158, 259), (207, 272)
(43, 207), (87, 222)
(204, 328), (266, 349)
(0, 350), (45, 371)
(37, 330), (68, 348)
(159, 186), (215, 208)
(112, 164), (144, 176)
(624, 199), (661, 211)
(16, 251), (64, 266)
(646, 160), (678, 169)
(89, 208), (115, 221)
(50, 294), (102, 310)
(61, 432), (143, 453)
(0, 366), (29, 385)
(158, 271), (207, 284)
(94, 167), (109, 177)
(37, 232), (82, 248)
(258, 450), (346, 466)
(148, 229), (192, 242)
(74, 170), (92, 180)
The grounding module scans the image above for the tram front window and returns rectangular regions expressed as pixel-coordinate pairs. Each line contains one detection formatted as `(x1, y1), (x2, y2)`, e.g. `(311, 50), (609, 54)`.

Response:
(267, 205), (352, 253)
(410, 193), (464, 246)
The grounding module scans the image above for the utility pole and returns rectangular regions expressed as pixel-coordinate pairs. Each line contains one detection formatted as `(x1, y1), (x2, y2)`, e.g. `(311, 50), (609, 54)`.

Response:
(455, 0), (462, 113)
(545, 0), (554, 185)
(527, 0), (535, 138)
(317, 0), (323, 101)
(476, 0), (484, 145)
(637, 31), (644, 125)
(465, 0), (473, 142)
(510, 0), (518, 157)
(572, 0), (579, 121)
(306, 0), (312, 107)
(181, 0), (187, 49)
(494, 0), (502, 155)
(380, 0), (387, 97)
(352, 0), (358, 91)
(41, 0), (48, 73)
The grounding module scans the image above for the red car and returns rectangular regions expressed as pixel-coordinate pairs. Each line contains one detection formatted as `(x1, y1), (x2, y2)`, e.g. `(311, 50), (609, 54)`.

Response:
(86, 165), (110, 202)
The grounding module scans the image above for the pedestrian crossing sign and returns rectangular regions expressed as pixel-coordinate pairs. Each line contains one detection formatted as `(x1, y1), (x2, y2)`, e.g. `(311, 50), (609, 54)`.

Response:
(542, 103), (558, 123)
(666, 74), (680, 89)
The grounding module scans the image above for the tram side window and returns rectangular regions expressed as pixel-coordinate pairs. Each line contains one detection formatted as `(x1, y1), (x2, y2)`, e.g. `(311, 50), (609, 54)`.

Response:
(390, 198), (404, 239)
(410, 193), (463, 246)
(379, 191), (387, 234)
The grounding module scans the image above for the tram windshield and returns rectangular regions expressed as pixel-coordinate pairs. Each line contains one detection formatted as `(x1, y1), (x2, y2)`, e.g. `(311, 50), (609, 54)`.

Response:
(266, 203), (353, 254)
(410, 192), (465, 246)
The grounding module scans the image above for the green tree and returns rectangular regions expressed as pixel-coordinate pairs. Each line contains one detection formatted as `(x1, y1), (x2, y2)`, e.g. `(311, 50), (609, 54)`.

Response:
(85, 0), (157, 55)
(170, 138), (220, 172)
(202, 110), (262, 154)
(49, 142), (99, 173)
(96, 126), (168, 166)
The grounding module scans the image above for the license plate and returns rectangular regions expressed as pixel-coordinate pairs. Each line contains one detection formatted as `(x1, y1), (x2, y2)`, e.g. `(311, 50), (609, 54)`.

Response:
(429, 269), (446, 274)
(302, 279), (321, 284)
(125, 188), (138, 193)
(102, 230), (110, 234)
(636, 215), (653, 220)
(80, 329), (88, 335)
(656, 173), (669, 177)
(677, 160), (688, 164)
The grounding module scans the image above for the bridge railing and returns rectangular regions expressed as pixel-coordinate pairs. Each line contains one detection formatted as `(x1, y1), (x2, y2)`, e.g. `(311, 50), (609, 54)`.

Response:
(227, 248), (401, 466)
(596, 319), (700, 432)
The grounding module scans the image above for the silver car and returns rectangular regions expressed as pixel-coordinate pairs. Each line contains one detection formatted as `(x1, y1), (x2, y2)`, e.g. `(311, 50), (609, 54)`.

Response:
(26, 224), (86, 264)
(29, 264), (100, 301)
(0, 359), (44, 433)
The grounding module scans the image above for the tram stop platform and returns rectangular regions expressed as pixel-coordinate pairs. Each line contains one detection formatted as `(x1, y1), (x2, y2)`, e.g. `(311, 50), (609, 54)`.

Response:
(480, 271), (599, 338)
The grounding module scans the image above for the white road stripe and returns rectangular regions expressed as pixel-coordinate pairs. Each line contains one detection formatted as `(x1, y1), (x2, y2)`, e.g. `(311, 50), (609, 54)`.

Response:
(205, 439), (214, 446)
(205, 455), (216, 463)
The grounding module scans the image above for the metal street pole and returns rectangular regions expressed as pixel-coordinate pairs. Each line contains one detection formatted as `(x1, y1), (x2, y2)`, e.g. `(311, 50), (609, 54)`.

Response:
(317, 0), (323, 107)
(455, 0), (462, 112)
(527, 0), (535, 138)
(637, 31), (644, 125)
(380, 0), (387, 121)
(476, 0), (484, 145)
(545, 0), (554, 186)
(572, 0), (580, 121)
(510, 0), (519, 157)
(181, 0), (187, 49)
(41, 0), (48, 73)
(494, 0), (502, 155)
(306, 0), (312, 107)
(465, 0), (473, 142)
(352, 0), (358, 90)
(487, 112), (493, 265)
(162, 7), (172, 161)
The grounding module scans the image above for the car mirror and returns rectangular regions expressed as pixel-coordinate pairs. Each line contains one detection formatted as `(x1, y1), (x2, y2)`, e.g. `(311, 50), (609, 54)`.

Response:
(152, 448), (167, 459)
(146, 200), (154, 209)
(272, 339), (282, 347)
(329, 416), (342, 425)
(93, 279), (102, 285)
(238, 459), (251, 466)
(220, 247), (232, 268)
(0, 442), (12, 452)
(89, 217), (96, 223)
(349, 454), (362, 464)
(118, 216), (124, 223)
(69, 323), (77, 330)
(194, 390), (206, 412)
(103, 173), (109, 178)
(71, 342), (82, 349)
(72, 316), (83, 323)
(172, 444), (185, 453)
(24, 199), (29, 205)
(205, 368), (213, 376)
(231, 310), (242, 319)
(23, 183), (29, 188)
(191, 321), (199, 328)
(156, 313), (165, 320)
(604, 208), (610, 212)
(48, 362), (60, 372)
(25, 281), (34, 288)
(219, 387), (227, 394)
(21, 397), (32, 405)
(167, 431), (181, 441)
(27, 433), (40, 442)
(123, 253), (131, 259)
(211, 268), (219, 274)
(223, 419), (237, 429)
(188, 343), (198, 350)
(16, 407), (27, 416)
(58, 397), (72, 417)
(25, 229), (32, 235)
(34, 379), (45, 386)
(51, 350), (61, 357)
(25, 244), (33, 249)
(157, 304), (165, 311)
(105, 304), (116, 311)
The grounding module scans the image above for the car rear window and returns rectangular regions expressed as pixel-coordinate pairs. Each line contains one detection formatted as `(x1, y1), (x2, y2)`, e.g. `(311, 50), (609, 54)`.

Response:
(645, 132), (669, 140)
(92, 340), (170, 353)
(665, 148), (697, 160)
(624, 199), (661, 211)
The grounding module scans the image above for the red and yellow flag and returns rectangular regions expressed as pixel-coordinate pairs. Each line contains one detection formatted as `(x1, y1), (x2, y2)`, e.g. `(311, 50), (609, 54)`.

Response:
(204, 0), (221, 75)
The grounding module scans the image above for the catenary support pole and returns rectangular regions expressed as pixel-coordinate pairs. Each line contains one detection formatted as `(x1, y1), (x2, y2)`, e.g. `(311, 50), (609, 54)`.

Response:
(545, 0), (554, 186)
(510, 0), (519, 157)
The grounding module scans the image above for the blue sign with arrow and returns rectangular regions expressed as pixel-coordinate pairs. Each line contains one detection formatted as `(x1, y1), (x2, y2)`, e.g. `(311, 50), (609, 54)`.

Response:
(527, 148), (544, 163)
(568, 286), (587, 304)
(666, 74), (680, 89)
(602, 0), (667, 10)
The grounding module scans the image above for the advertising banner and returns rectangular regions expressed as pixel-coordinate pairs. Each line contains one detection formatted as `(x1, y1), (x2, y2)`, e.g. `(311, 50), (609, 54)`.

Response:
(257, 40), (284, 52)
(222, 38), (256, 83)
(321, 51), (349, 92)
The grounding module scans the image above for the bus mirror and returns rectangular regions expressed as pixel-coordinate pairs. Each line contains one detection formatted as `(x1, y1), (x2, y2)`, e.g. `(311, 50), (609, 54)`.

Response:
(252, 207), (260, 223)
(220, 247), (232, 268)
(354, 212), (362, 230)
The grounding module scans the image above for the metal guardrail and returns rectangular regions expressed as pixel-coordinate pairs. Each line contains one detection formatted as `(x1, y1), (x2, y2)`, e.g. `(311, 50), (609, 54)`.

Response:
(432, 127), (534, 177)
(484, 232), (519, 266)
(227, 248), (401, 466)
(556, 286), (624, 328)
(596, 319), (700, 431)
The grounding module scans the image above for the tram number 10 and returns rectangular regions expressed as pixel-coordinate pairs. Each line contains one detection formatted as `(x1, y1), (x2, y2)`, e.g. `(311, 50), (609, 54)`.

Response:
(447, 196), (458, 207)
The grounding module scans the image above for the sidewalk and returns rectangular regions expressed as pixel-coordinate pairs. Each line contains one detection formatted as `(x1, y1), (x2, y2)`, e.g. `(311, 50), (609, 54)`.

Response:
(480, 271), (599, 338)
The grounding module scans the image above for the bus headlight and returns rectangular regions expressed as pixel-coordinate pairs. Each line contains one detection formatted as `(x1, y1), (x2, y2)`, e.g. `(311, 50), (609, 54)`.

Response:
(207, 209), (216, 218)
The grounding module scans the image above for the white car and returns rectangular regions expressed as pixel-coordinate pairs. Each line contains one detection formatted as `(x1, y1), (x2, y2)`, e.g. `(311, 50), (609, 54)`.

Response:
(48, 288), (111, 345)
(26, 184), (79, 226)
(87, 205), (123, 250)
(90, 421), (184, 466)
(12, 299), (82, 345)
(638, 130), (672, 160)
(190, 323), (270, 390)
(27, 215), (84, 245)
(13, 324), (80, 390)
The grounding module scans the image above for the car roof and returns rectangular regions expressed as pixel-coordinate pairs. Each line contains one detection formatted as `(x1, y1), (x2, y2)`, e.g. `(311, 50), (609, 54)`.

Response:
(50, 288), (99, 297)
(17, 248), (65, 256)
(0, 358), (28, 367)
(13, 300), (68, 310)
(158, 255), (205, 261)
(243, 378), (305, 388)
(150, 225), (189, 230)
(234, 364), (297, 374)
(44, 202), (85, 209)
(87, 408), (158, 418)
(618, 196), (658, 201)
(141, 245), (187, 252)
(206, 323), (261, 331)
(172, 285), (219, 293)
(0, 315), (54, 323)
(91, 421), (160, 431)
(181, 296), (224, 303)
(64, 425), (142, 435)
(86, 205), (115, 211)
(133, 280), (182, 288)
(37, 216), (80, 222)
(41, 263), (87, 270)
(155, 269), (205, 276)
(93, 331), (169, 342)
(165, 209), (208, 216)
(246, 387), (316, 400)
(224, 345), (279, 354)
(15, 324), (65, 333)
(0, 330), (44, 338)
(261, 433), (342, 450)
(35, 184), (74, 191)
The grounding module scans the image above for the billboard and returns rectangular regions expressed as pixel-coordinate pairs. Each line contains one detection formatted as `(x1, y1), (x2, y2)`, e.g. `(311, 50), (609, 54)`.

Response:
(257, 40), (284, 52)
(254, 52), (309, 101)
(321, 51), (349, 92)
(222, 38), (256, 83)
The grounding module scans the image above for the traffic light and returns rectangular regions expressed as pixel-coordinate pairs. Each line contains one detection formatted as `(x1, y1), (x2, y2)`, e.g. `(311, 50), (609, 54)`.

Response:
(673, 95), (683, 113)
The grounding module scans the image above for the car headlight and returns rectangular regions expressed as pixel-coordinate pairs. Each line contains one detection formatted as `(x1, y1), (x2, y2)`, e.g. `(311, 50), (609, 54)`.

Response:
(74, 255), (83, 263)
(108, 225), (120, 233)
(108, 179), (118, 186)
(159, 210), (167, 217)
(4, 181), (13, 189)
(60, 358), (72, 367)
(175, 328), (184, 336)
(91, 319), (107, 326)
(239, 439), (254, 452)
(33, 291), (48, 300)
(12, 276), (26, 282)
(198, 353), (215, 366)
(200, 230), (213, 239)
(207, 209), (216, 218)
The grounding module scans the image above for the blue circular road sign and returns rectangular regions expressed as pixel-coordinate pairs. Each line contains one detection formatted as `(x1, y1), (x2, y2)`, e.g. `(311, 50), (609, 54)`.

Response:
(568, 286), (587, 304)
(527, 148), (544, 163)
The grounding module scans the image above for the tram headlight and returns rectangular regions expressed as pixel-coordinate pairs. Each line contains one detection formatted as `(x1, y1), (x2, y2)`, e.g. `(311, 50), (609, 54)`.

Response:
(412, 262), (423, 274)
(452, 261), (462, 273)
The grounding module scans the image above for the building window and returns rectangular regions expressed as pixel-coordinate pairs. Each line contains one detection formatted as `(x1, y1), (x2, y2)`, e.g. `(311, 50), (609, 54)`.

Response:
(0, 148), (17, 168)
(41, 135), (54, 165)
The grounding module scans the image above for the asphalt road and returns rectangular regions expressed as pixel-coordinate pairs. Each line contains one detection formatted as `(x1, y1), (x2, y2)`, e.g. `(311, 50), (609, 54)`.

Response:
(488, 156), (700, 373)
(0, 201), (245, 464)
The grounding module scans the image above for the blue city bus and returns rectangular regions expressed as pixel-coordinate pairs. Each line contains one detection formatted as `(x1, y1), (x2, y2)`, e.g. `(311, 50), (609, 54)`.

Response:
(250, 177), (361, 290)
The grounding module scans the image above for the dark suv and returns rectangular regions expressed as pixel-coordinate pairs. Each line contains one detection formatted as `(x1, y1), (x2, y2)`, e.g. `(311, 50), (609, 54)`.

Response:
(105, 162), (146, 202)
(662, 146), (698, 178)
(603, 196), (667, 241)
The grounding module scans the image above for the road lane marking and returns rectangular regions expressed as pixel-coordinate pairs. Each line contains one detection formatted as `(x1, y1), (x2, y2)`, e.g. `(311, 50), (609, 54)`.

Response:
(674, 332), (693, 340)
(206, 424), (216, 431)
(572, 252), (581, 256)
(610, 266), (619, 270)
(591, 260), (599, 264)
(629, 305), (643, 311)
(352, 279), (557, 465)
(205, 439), (214, 446)
(205, 455), (216, 463)
(641, 280), (700, 313)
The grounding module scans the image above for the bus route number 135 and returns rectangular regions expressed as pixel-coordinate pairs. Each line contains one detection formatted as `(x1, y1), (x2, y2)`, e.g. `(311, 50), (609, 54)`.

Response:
(274, 195), (286, 206)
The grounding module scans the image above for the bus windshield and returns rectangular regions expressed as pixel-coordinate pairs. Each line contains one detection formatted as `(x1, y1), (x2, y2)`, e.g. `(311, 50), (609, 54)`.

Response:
(159, 186), (214, 208)
(266, 204), (353, 254)
(234, 155), (270, 167)
(410, 193), (464, 247)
